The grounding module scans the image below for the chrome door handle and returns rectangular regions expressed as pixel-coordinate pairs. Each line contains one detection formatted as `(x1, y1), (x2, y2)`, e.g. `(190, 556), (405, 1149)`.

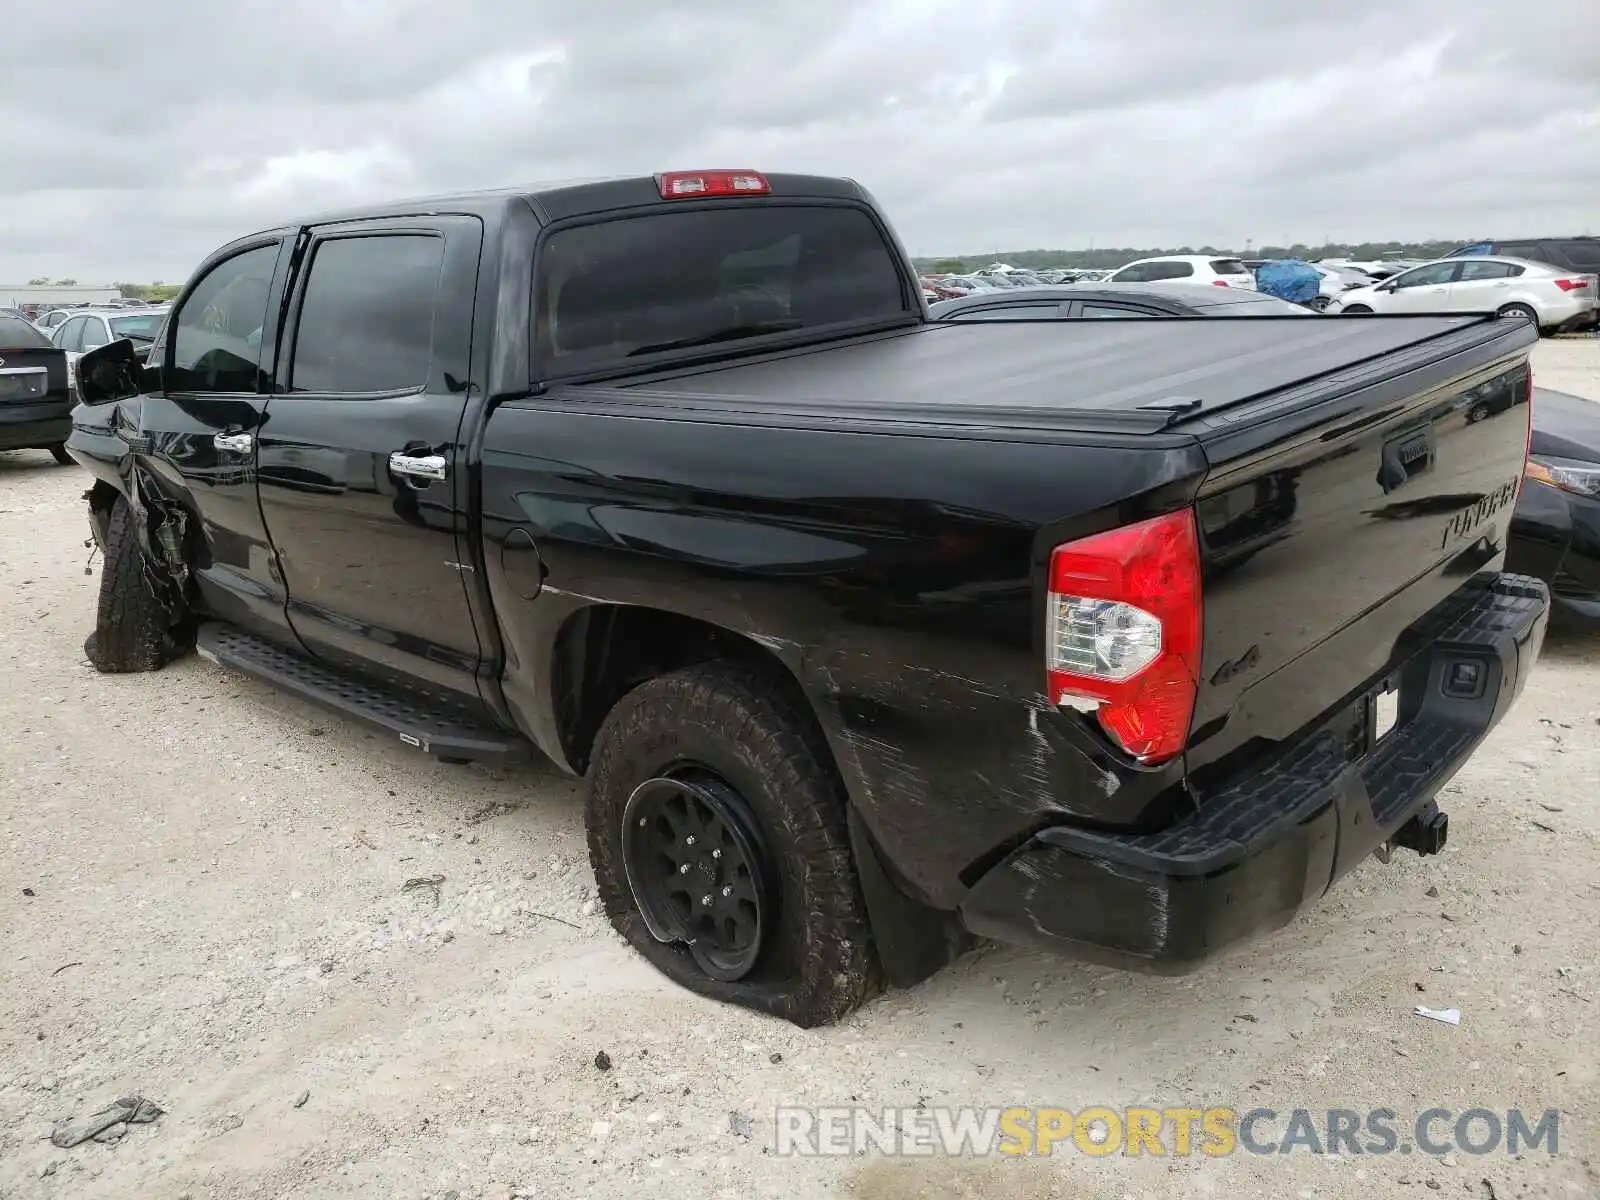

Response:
(389, 452), (447, 483)
(213, 432), (253, 454)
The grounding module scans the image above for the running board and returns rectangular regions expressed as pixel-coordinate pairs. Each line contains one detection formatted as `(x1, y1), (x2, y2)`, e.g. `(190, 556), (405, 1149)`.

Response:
(194, 622), (527, 764)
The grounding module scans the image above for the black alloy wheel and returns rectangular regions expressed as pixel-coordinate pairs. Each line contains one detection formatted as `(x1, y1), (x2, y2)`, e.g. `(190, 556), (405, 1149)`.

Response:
(621, 771), (774, 982)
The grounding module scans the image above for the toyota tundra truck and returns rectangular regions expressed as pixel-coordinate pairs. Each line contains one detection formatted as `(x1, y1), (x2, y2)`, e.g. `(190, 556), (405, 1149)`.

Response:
(65, 170), (1548, 1027)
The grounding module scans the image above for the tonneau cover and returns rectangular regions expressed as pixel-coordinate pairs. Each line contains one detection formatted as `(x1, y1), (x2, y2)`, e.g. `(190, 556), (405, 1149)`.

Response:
(574, 314), (1492, 433)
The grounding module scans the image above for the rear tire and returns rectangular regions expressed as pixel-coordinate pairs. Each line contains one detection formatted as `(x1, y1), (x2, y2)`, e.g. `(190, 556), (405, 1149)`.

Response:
(1340, 304), (1373, 314)
(1498, 303), (1542, 334)
(84, 495), (192, 673)
(1308, 296), (1331, 312)
(49, 443), (73, 466)
(585, 661), (882, 1027)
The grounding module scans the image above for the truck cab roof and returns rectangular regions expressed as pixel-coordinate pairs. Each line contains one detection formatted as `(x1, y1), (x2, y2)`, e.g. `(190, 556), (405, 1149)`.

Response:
(284, 172), (880, 229)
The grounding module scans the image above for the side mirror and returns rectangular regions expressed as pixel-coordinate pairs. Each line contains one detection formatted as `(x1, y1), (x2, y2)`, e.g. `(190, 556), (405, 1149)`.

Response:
(75, 338), (143, 406)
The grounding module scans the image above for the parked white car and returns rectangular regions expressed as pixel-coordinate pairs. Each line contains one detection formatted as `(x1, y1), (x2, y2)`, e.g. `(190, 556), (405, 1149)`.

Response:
(1308, 263), (1377, 309)
(49, 306), (169, 399)
(1105, 254), (1258, 290)
(1325, 256), (1599, 334)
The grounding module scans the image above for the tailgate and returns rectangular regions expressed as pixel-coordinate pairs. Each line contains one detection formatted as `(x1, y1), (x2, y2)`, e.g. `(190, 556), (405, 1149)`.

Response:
(1182, 316), (1536, 785)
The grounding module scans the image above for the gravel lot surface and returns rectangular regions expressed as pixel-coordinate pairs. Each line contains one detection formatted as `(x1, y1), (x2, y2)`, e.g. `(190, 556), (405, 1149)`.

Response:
(2, 338), (1597, 1200)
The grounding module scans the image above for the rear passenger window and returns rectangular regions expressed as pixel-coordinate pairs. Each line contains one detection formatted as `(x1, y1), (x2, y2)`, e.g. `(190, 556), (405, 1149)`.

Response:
(1556, 240), (1600, 268)
(1079, 304), (1157, 318)
(1457, 261), (1521, 280)
(1496, 242), (1545, 263)
(949, 304), (1062, 320)
(290, 234), (444, 394)
(54, 317), (85, 352)
(169, 243), (279, 393)
(80, 319), (110, 351)
(1155, 261), (1194, 280)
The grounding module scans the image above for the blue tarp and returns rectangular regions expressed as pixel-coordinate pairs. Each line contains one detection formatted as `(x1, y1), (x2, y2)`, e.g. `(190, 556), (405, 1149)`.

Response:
(1254, 259), (1323, 306)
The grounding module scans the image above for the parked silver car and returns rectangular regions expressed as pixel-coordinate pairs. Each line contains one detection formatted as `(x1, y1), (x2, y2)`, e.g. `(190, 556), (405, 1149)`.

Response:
(50, 307), (169, 398)
(1326, 256), (1598, 333)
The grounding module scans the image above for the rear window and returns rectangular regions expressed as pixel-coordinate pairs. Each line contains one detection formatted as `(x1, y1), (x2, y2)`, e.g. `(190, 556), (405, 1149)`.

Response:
(1112, 260), (1193, 282)
(0, 315), (52, 349)
(535, 205), (909, 372)
(1209, 259), (1250, 275)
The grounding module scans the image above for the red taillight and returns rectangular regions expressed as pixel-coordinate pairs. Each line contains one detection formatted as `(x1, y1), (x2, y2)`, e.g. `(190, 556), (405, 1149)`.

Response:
(657, 169), (770, 199)
(1046, 509), (1203, 765)
(1211, 279), (1230, 287)
(1552, 278), (1589, 292)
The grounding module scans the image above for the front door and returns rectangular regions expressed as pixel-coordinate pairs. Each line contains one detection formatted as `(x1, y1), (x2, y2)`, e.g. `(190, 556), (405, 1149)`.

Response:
(1381, 261), (1459, 313)
(255, 216), (487, 705)
(141, 236), (295, 640)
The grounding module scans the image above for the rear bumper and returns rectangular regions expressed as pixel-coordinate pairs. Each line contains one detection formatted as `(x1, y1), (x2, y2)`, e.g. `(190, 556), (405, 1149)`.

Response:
(0, 401), (71, 451)
(959, 574), (1549, 971)
(1548, 298), (1598, 332)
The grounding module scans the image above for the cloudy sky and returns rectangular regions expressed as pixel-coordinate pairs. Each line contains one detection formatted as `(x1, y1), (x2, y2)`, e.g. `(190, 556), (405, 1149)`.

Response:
(4, 0), (1597, 283)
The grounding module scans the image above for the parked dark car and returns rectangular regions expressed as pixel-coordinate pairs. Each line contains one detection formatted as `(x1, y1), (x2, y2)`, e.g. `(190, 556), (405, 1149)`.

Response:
(928, 283), (1314, 320)
(1447, 238), (1600, 276)
(67, 169), (1547, 1027)
(1507, 388), (1600, 619)
(0, 311), (73, 464)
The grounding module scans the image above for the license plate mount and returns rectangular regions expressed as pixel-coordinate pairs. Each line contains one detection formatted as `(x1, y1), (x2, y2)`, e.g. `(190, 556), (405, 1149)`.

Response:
(1373, 684), (1400, 744)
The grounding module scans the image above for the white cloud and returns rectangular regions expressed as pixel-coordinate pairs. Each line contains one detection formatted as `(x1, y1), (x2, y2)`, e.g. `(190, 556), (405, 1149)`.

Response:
(3, 0), (1596, 282)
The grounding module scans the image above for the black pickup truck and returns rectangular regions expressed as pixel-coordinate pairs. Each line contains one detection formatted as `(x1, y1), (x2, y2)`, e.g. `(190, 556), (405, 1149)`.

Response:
(67, 170), (1549, 1027)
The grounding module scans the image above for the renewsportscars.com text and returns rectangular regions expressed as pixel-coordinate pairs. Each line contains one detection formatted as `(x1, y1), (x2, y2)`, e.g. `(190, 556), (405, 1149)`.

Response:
(773, 1105), (1560, 1159)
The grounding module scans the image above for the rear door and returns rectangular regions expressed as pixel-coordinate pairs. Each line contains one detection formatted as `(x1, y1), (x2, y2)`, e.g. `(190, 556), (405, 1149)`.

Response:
(1447, 260), (1521, 311)
(52, 317), (87, 398)
(255, 216), (488, 705)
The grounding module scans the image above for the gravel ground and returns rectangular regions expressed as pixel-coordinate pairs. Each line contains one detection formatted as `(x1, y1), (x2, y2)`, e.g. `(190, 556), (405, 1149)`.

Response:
(2, 338), (1597, 1200)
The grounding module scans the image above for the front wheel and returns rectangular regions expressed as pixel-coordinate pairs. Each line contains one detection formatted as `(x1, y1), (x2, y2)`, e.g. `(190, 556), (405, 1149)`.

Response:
(49, 443), (73, 466)
(585, 662), (881, 1027)
(84, 495), (193, 673)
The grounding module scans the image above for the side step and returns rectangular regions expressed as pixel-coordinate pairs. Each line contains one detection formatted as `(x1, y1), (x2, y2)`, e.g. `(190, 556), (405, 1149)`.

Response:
(194, 622), (527, 764)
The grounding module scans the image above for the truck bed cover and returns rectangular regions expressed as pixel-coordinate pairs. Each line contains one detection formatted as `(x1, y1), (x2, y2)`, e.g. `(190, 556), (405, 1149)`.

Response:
(546, 313), (1502, 437)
